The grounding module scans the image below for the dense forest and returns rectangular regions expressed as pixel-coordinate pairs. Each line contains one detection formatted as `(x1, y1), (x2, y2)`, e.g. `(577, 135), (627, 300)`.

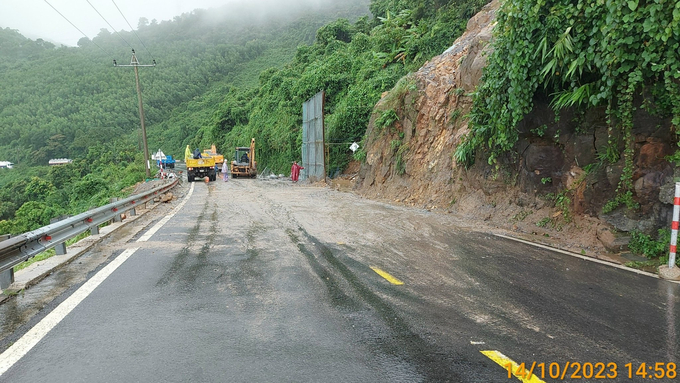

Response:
(0, 0), (488, 234)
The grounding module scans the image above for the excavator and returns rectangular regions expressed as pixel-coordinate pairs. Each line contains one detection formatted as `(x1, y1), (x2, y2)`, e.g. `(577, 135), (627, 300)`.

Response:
(230, 138), (257, 178)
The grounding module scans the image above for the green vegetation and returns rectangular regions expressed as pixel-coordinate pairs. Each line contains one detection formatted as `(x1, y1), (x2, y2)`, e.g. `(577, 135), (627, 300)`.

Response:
(626, 228), (678, 270)
(0, 1), (369, 234)
(0, 0), (488, 234)
(378, 110), (401, 132)
(536, 217), (552, 228)
(629, 229), (678, 266)
(197, 0), (486, 174)
(0, 143), (145, 235)
(512, 209), (532, 221)
(455, 0), (680, 211)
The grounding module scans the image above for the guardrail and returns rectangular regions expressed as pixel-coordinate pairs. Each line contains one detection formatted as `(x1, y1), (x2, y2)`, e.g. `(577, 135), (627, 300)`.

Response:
(0, 179), (178, 288)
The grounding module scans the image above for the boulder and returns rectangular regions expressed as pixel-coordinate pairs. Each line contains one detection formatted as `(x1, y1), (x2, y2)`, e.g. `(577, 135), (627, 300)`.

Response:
(160, 192), (174, 203)
(597, 228), (630, 253)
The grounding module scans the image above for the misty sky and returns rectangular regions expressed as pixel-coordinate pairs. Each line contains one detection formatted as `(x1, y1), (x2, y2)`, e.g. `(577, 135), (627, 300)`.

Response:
(0, 0), (254, 46)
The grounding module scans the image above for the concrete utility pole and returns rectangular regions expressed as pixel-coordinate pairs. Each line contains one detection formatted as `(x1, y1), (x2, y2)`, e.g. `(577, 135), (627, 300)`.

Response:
(114, 49), (156, 178)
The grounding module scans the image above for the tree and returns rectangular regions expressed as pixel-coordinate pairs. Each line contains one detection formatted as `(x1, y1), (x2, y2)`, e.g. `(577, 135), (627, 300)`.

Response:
(138, 17), (149, 29)
(77, 37), (91, 47)
(12, 201), (60, 234)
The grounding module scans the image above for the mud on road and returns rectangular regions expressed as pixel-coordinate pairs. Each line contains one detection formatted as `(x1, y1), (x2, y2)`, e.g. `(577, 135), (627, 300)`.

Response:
(2, 178), (675, 382)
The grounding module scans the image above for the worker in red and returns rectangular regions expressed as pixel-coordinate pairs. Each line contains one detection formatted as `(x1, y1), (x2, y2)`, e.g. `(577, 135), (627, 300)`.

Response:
(291, 161), (304, 182)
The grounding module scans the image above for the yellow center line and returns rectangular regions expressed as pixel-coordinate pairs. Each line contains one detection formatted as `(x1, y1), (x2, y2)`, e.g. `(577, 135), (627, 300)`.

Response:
(370, 266), (404, 285)
(481, 350), (546, 383)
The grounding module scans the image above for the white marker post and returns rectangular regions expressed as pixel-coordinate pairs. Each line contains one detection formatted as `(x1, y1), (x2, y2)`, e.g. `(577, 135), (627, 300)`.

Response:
(669, 182), (680, 269)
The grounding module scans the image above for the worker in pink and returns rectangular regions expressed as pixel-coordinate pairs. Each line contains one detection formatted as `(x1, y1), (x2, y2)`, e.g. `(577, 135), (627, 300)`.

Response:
(291, 161), (304, 182)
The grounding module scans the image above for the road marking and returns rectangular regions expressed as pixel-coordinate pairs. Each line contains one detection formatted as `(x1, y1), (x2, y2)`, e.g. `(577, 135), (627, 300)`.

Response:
(137, 182), (194, 242)
(0, 247), (139, 376)
(0, 183), (195, 376)
(370, 266), (404, 285)
(494, 234), (680, 283)
(470, 341), (485, 345)
(481, 350), (545, 383)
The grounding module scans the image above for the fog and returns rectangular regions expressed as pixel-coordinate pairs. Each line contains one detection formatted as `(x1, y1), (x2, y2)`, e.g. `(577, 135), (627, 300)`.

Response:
(0, 0), (341, 46)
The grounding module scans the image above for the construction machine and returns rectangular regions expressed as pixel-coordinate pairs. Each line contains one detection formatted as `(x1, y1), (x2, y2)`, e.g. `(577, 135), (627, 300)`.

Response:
(185, 145), (216, 182)
(230, 138), (257, 178)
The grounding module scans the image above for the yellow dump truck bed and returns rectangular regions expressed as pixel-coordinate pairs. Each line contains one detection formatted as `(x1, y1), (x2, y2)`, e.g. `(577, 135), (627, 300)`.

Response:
(202, 144), (224, 165)
(185, 157), (215, 168)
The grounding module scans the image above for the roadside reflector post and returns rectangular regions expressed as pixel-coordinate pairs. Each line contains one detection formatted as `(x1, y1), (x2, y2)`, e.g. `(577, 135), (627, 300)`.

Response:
(670, 182), (680, 269)
(659, 183), (680, 280)
(55, 242), (67, 256)
(111, 198), (122, 223)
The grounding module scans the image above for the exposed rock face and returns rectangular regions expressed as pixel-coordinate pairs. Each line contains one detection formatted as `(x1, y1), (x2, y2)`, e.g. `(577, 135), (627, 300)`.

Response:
(357, 0), (500, 209)
(355, 0), (677, 249)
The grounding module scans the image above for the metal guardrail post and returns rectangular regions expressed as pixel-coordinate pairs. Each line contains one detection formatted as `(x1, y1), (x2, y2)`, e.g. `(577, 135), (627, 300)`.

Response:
(0, 235), (12, 289)
(54, 242), (67, 256)
(111, 198), (122, 223)
(0, 268), (12, 290)
(49, 216), (69, 256)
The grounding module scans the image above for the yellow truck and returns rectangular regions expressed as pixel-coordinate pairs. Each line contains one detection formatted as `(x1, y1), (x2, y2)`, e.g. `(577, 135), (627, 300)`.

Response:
(185, 145), (216, 182)
(202, 144), (224, 170)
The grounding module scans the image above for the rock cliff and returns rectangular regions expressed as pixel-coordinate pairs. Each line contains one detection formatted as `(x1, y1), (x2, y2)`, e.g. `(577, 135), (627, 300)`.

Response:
(354, 0), (677, 257)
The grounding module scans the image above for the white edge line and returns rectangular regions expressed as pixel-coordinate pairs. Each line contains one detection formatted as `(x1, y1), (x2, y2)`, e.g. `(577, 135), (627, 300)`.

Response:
(495, 233), (680, 284)
(0, 247), (139, 376)
(0, 182), (197, 375)
(137, 182), (194, 242)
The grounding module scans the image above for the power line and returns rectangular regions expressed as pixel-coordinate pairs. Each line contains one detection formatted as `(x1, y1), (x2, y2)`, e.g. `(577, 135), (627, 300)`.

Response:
(111, 0), (156, 62)
(43, 0), (111, 55)
(85, 0), (133, 49)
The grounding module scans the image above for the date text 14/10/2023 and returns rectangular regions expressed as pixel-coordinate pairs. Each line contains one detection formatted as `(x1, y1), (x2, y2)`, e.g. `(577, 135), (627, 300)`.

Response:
(505, 362), (677, 380)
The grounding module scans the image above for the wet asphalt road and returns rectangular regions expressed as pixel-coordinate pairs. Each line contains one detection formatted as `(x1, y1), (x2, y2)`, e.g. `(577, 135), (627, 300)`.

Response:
(0, 178), (678, 382)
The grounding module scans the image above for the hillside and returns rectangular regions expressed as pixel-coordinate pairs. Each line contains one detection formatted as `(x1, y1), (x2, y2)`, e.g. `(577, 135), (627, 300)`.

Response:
(0, 0), (370, 234)
(0, 0), (370, 167)
(356, 0), (680, 269)
(189, 0), (489, 173)
(0, 0), (492, 235)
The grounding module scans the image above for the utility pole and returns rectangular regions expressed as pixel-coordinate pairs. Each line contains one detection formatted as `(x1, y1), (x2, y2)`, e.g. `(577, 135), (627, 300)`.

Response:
(114, 49), (156, 179)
